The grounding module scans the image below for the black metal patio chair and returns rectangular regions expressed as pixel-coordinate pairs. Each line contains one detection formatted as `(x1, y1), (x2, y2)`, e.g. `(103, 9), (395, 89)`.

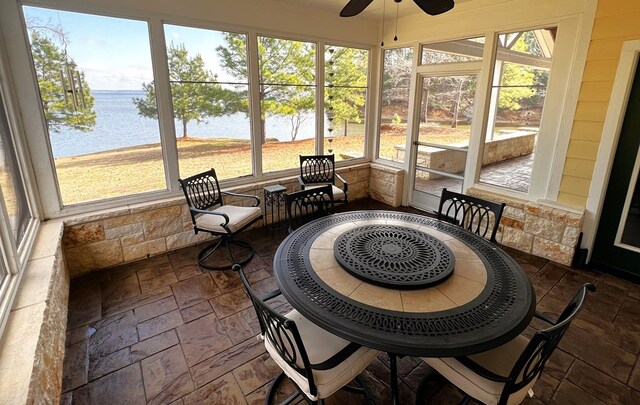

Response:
(285, 184), (335, 233)
(298, 154), (348, 204)
(179, 168), (262, 270)
(417, 283), (596, 405)
(234, 263), (377, 404)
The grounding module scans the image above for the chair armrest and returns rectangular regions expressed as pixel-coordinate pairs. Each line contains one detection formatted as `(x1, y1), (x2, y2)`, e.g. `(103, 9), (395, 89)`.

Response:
(189, 207), (230, 226)
(533, 310), (557, 325)
(297, 175), (306, 190)
(261, 289), (282, 302)
(221, 191), (261, 207)
(335, 173), (348, 192)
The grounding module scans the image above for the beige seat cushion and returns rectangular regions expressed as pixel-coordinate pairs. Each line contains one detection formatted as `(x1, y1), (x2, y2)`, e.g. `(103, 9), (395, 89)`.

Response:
(264, 309), (378, 401)
(195, 205), (261, 234)
(305, 184), (345, 201)
(422, 335), (536, 405)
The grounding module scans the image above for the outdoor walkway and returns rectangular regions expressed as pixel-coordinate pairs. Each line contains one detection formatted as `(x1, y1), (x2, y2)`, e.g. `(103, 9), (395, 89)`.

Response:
(415, 154), (534, 195)
(61, 199), (640, 404)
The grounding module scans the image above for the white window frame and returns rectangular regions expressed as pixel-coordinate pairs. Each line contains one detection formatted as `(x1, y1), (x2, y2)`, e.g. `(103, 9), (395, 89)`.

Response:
(2, 0), (374, 219)
(373, 15), (590, 208)
(0, 30), (40, 336)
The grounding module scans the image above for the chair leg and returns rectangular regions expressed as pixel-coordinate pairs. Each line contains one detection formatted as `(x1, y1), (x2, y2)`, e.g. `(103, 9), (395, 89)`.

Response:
(342, 375), (373, 405)
(198, 237), (255, 270)
(265, 371), (301, 405)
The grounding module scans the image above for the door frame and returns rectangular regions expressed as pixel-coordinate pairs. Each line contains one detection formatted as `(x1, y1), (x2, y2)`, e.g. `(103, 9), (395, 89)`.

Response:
(405, 35), (494, 212)
(408, 69), (481, 211)
(583, 40), (640, 261)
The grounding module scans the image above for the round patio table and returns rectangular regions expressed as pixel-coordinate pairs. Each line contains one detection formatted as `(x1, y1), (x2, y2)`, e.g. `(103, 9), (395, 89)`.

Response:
(273, 210), (535, 402)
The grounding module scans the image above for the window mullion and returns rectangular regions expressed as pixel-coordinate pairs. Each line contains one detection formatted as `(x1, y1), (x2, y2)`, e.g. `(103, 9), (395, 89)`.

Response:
(149, 18), (179, 191)
(317, 41), (325, 155)
(247, 32), (262, 179)
(464, 32), (498, 192)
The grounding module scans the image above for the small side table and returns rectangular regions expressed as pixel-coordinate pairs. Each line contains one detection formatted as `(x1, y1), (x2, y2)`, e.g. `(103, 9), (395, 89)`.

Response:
(263, 184), (287, 232)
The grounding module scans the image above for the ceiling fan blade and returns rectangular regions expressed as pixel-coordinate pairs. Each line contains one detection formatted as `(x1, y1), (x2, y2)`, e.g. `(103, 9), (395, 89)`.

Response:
(340, 0), (375, 17)
(413, 0), (455, 16)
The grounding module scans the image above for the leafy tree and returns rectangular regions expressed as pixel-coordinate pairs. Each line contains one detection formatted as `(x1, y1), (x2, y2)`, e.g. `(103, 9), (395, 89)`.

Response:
(134, 43), (237, 138)
(497, 63), (535, 111)
(217, 34), (316, 142)
(325, 46), (368, 136)
(28, 29), (96, 133)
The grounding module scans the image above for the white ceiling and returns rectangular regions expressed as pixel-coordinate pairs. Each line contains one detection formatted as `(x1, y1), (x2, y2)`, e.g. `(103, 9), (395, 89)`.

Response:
(268, 0), (474, 20)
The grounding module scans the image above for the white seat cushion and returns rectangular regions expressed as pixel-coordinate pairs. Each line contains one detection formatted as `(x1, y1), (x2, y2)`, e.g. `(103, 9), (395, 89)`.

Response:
(264, 309), (378, 401)
(305, 184), (345, 201)
(195, 205), (261, 234)
(422, 335), (536, 405)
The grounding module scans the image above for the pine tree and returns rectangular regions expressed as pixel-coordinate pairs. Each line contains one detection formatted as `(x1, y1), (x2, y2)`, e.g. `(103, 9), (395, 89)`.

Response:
(29, 30), (96, 133)
(133, 43), (237, 138)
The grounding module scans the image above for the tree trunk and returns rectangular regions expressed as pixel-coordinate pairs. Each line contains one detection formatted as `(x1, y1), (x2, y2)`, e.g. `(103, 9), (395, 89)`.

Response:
(260, 117), (266, 144)
(451, 79), (464, 129)
(182, 120), (188, 138)
(343, 119), (348, 136)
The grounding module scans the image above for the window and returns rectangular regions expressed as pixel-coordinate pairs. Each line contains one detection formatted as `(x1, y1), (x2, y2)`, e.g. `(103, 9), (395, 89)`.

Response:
(164, 25), (253, 180)
(479, 28), (555, 192)
(18, 5), (371, 214)
(420, 37), (484, 64)
(0, 91), (30, 248)
(23, 6), (165, 205)
(378, 47), (413, 162)
(325, 45), (368, 160)
(258, 36), (316, 174)
(0, 60), (35, 329)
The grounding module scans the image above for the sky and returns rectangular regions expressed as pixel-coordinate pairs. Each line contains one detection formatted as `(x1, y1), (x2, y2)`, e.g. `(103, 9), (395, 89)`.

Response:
(23, 6), (240, 90)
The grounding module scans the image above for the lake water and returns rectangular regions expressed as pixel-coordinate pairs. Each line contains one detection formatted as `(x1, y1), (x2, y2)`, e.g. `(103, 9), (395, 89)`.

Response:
(51, 90), (317, 158)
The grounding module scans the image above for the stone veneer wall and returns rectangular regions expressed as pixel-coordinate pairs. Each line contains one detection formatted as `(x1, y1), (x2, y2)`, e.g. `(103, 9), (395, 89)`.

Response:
(0, 221), (69, 404)
(63, 164), (370, 277)
(468, 188), (584, 265)
(369, 163), (404, 207)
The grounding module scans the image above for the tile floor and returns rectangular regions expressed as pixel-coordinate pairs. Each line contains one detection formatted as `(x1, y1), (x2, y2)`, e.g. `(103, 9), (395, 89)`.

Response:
(61, 199), (640, 404)
(414, 154), (534, 196)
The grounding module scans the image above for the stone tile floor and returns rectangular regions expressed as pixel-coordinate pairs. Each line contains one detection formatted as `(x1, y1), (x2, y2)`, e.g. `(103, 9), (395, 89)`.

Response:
(415, 154), (534, 195)
(61, 199), (640, 404)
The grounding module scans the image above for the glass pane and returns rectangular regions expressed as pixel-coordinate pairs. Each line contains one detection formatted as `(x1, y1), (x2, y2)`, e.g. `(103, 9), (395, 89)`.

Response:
(417, 75), (477, 147)
(0, 90), (30, 247)
(325, 45), (368, 161)
(621, 169), (640, 248)
(259, 37), (316, 174)
(379, 47), (413, 162)
(421, 37), (484, 65)
(164, 26), (253, 180)
(479, 28), (555, 192)
(414, 169), (463, 196)
(23, 7), (165, 205)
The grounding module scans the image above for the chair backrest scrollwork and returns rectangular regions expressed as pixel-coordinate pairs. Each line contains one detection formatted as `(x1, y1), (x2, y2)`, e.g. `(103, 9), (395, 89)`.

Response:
(437, 188), (506, 242)
(300, 154), (336, 185)
(286, 185), (334, 232)
(178, 168), (224, 217)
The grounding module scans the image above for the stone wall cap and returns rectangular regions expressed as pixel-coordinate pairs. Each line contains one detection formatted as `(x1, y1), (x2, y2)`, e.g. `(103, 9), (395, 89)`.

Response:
(370, 162), (404, 174)
(29, 220), (63, 261)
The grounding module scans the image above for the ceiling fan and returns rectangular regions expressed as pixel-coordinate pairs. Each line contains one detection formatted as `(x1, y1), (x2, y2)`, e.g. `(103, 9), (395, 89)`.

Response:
(340, 0), (455, 17)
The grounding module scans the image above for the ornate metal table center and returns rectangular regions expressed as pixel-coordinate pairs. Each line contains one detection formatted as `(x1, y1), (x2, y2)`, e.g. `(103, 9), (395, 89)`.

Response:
(333, 224), (455, 289)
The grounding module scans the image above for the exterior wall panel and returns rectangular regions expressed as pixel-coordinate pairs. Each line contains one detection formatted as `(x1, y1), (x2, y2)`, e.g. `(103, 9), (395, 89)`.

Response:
(559, 0), (640, 207)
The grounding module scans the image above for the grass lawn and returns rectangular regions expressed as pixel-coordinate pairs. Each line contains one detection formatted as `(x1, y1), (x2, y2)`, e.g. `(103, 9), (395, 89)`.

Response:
(55, 124), (472, 205)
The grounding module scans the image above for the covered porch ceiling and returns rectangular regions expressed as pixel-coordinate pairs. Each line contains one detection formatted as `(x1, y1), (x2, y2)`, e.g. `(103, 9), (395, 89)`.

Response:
(251, 0), (477, 20)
